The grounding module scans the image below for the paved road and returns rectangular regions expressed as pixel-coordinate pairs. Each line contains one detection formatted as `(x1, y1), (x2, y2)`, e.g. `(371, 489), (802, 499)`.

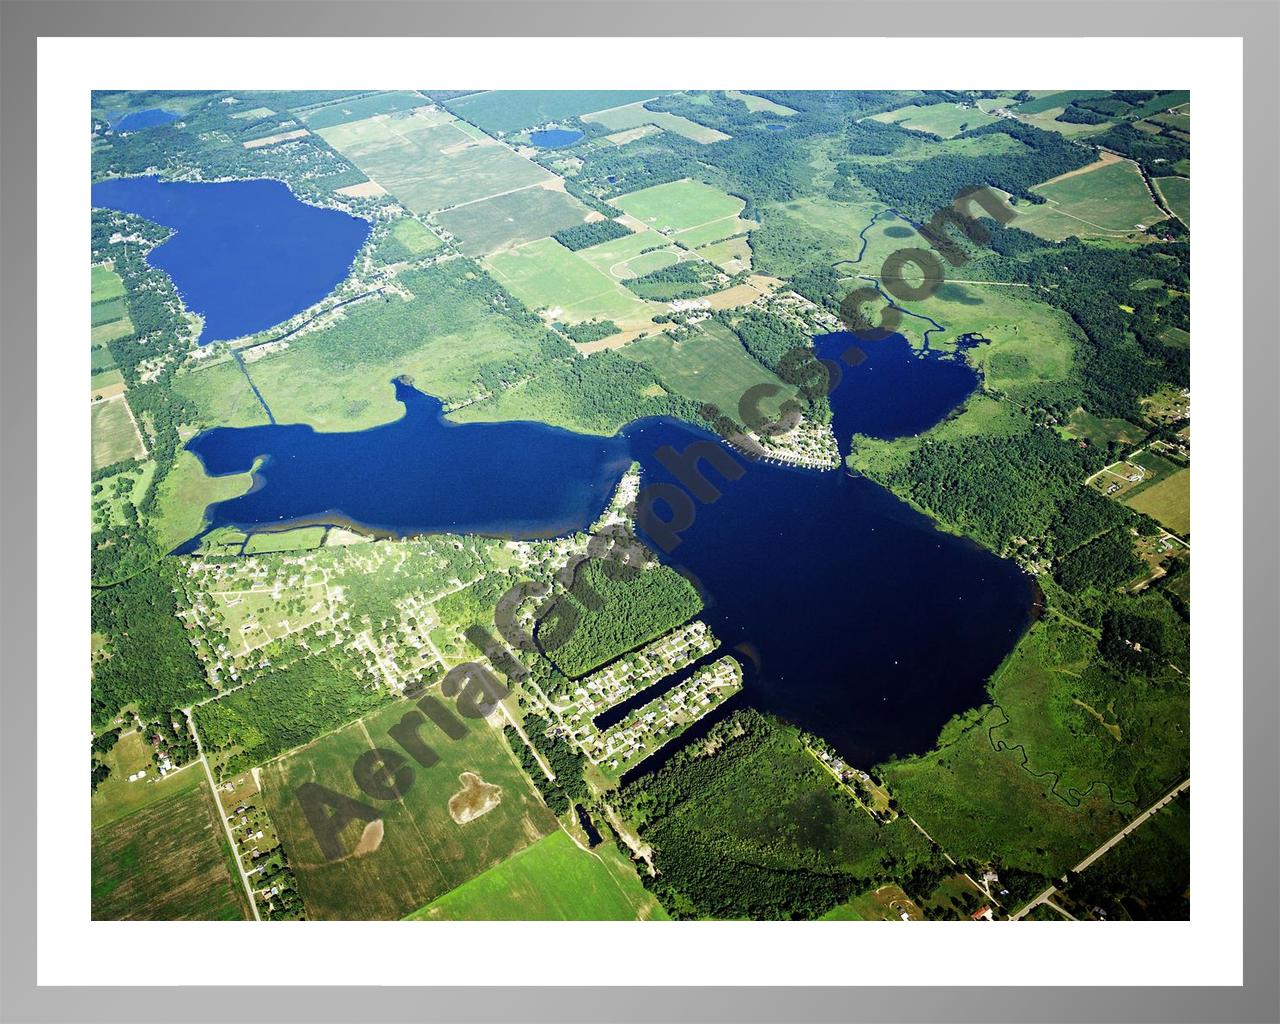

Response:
(1011, 777), (1190, 920)
(188, 709), (262, 921)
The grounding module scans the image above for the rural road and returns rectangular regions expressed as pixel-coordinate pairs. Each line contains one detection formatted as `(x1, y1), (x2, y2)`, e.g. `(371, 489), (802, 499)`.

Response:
(1011, 777), (1191, 920)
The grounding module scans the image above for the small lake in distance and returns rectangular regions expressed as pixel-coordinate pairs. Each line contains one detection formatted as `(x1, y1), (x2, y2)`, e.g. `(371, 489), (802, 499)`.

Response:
(90, 176), (370, 343)
(529, 127), (585, 148)
(110, 108), (180, 132)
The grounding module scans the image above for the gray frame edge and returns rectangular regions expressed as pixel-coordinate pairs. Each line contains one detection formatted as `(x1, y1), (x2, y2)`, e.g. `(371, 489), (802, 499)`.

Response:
(0, 2), (1275, 1022)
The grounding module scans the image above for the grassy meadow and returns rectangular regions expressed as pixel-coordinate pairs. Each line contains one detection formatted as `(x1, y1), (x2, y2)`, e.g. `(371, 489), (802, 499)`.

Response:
(261, 699), (557, 920)
(406, 829), (666, 921)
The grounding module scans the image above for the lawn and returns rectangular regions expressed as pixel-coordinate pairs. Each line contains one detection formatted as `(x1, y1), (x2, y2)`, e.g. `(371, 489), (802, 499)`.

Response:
(261, 699), (557, 920)
(583, 102), (729, 144)
(91, 396), (146, 469)
(318, 108), (554, 213)
(299, 90), (431, 130)
(405, 829), (666, 921)
(621, 320), (791, 425)
(443, 90), (661, 134)
(92, 768), (251, 920)
(1154, 176), (1190, 227)
(484, 237), (657, 326)
(241, 526), (329, 554)
(91, 460), (157, 534)
(436, 186), (592, 257)
(1015, 158), (1167, 239)
(610, 179), (747, 241)
(1063, 408), (1147, 447)
(1122, 469), (1190, 536)
(91, 735), (199, 828)
(870, 101), (998, 138)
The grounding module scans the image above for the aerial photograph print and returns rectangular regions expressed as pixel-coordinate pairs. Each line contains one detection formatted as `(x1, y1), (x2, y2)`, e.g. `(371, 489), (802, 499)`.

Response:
(89, 87), (1192, 924)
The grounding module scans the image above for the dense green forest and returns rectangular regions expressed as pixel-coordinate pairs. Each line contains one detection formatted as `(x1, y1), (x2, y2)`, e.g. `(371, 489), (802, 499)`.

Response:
(552, 219), (632, 251)
(536, 559), (703, 677)
(192, 659), (390, 776)
(615, 708), (948, 919)
(505, 724), (588, 814)
(560, 320), (621, 345)
(91, 563), (213, 725)
(623, 260), (721, 301)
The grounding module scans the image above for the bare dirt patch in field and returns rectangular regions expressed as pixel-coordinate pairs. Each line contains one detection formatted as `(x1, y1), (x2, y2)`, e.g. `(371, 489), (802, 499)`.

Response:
(351, 819), (385, 856)
(448, 772), (502, 824)
(243, 128), (309, 150)
(1036, 149), (1124, 187)
(335, 180), (387, 198)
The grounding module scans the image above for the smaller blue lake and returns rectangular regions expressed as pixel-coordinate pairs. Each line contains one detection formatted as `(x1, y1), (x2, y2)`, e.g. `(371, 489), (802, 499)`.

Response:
(765, 123), (788, 132)
(90, 176), (371, 344)
(111, 108), (180, 132)
(815, 332), (979, 445)
(529, 128), (584, 148)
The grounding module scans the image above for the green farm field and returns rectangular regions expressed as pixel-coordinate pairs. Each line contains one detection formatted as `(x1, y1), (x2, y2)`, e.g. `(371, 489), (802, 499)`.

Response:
(91, 735), (199, 829)
(318, 109), (553, 213)
(1014, 157), (1166, 239)
(1155, 176), (1190, 227)
(1122, 469), (1190, 536)
(300, 90), (430, 130)
(91, 264), (126, 303)
(444, 90), (661, 134)
(374, 217), (444, 263)
(92, 768), (251, 921)
(406, 829), (666, 921)
(91, 315), (134, 347)
(91, 396), (146, 469)
(622, 320), (791, 425)
(91, 296), (129, 327)
(611, 179), (748, 242)
(575, 226), (680, 279)
(261, 699), (557, 920)
(436, 185), (592, 257)
(583, 101), (730, 144)
(870, 101), (998, 138)
(484, 237), (657, 325)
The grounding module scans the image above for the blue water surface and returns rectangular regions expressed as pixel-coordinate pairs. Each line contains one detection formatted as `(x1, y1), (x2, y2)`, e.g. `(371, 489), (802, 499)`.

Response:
(90, 176), (370, 343)
(180, 335), (1032, 767)
(111, 108), (180, 132)
(529, 128), (584, 148)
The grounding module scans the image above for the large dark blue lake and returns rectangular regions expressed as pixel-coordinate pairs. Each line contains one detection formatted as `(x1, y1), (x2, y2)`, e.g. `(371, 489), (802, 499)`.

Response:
(90, 176), (370, 343)
(181, 332), (1034, 767)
